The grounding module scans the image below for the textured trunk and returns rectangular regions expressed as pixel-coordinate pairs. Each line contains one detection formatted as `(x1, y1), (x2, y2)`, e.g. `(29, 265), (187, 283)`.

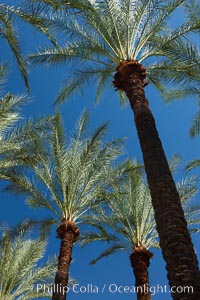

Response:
(113, 60), (200, 300)
(130, 246), (153, 300)
(52, 219), (80, 300)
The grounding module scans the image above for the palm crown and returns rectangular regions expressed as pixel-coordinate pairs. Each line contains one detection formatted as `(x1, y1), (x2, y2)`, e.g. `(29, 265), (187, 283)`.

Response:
(27, 0), (200, 104)
(6, 111), (123, 224)
(81, 158), (200, 263)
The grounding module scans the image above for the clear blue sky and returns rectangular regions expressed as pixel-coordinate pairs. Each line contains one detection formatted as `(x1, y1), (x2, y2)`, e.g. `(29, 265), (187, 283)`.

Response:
(1, 2), (200, 299)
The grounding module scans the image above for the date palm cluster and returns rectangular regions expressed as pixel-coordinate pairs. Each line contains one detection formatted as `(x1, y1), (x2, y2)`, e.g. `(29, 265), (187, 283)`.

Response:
(113, 60), (149, 91)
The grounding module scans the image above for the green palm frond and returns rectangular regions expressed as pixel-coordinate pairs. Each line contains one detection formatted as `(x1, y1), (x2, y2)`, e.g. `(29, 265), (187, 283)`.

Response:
(176, 175), (198, 203)
(186, 159), (200, 172)
(80, 221), (119, 247)
(168, 154), (182, 174)
(147, 39), (200, 86)
(184, 203), (200, 233)
(190, 110), (200, 138)
(162, 87), (200, 103)
(0, 63), (7, 80)
(0, 5), (29, 90)
(0, 63), (8, 95)
(56, 65), (114, 104)
(90, 243), (125, 265)
(129, 0), (184, 60)
(0, 2), (59, 47)
(29, 34), (112, 66)
(0, 69), (54, 175)
(185, 0), (200, 29)
(0, 91), (52, 177)
(0, 93), (27, 132)
(0, 221), (56, 300)
(7, 218), (56, 240)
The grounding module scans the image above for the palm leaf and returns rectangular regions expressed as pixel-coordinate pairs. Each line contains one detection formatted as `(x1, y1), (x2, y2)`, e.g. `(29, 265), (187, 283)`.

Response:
(186, 159), (200, 172)
(90, 243), (125, 265)
(190, 110), (200, 138)
(0, 221), (56, 299)
(0, 7), (29, 90)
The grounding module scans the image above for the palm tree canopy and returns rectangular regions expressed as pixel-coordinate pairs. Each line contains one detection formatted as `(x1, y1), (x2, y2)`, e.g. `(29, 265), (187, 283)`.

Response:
(5, 111), (123, 224)
(80, 158), (200, 264)
(0, 220), (56, 300)
(26, 0), (200, 104)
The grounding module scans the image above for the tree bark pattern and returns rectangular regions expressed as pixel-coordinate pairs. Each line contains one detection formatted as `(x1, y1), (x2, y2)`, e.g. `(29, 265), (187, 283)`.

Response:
(113, 60), (200, 300)
(130, 246), (153, 300)
(52, 219), (80, 300)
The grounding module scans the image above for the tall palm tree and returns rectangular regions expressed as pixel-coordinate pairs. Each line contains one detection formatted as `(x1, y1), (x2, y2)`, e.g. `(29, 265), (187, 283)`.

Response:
(81, 159), (200, 300)
(0, 220), (57, 300)
(26, 1), (200, 298)
(5, 111), (123, 300)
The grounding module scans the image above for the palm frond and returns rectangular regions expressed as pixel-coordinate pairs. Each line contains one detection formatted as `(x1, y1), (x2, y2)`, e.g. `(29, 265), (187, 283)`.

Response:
(0, 63), (8, 95)
(0, 93), (28, 132)
(0, 94), (52, 177)
(186, 159), (200, 172)
(148, 37), (199, 78)
(0, 2), (59, 46)
(90, 243), (125, 265)
(0, 6), (29, 89)
(168, 154), (182, 174)
(190, 110), (200, 138)
(176, 175), (198, 203)
(0, 221), (56, 299)
(163, 87), (200, 103)
(184, 0), (200, 29)
(55, 65), (113, 104)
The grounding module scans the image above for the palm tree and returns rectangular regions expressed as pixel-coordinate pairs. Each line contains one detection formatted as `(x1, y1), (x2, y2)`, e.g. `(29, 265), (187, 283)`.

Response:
(26, 1), (200, 298)
(0, 220), (57, 300)
(5, 111), (123, 300)
(81, 159), (200, 300)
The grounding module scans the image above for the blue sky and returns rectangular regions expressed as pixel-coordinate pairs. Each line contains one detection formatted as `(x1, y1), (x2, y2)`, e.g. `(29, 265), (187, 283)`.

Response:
(1, 2), (200, 299)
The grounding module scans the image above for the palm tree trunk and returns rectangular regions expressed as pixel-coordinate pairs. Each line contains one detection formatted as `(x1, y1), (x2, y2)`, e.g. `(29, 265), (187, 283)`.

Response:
(130, 246), (153, 300)
(113, 60), (200, 300)
(52, 219), (80, 300)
